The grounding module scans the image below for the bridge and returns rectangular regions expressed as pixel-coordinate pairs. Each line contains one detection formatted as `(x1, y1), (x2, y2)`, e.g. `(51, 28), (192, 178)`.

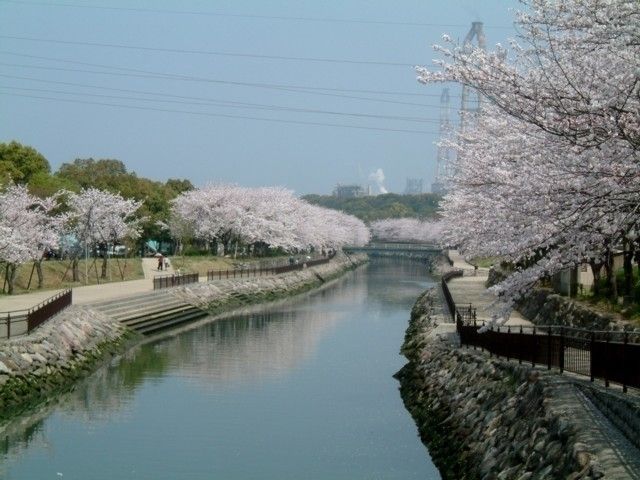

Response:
(343, 242), (441, 255)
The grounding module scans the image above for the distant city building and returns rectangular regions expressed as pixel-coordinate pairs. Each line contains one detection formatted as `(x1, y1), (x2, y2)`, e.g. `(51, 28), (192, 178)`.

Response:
(404, 178), (424, 195)
(333, 184), (368, 198)
(431, 181), (446, 195)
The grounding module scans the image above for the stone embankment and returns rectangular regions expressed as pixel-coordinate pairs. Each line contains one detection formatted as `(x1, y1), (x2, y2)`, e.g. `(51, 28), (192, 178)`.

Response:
(396, 288), (640, 480)
(173, 252), (367, 312)
(487, 267), (621, 330)
(0, 307), (135, 419)
(0, 252), (367, 418)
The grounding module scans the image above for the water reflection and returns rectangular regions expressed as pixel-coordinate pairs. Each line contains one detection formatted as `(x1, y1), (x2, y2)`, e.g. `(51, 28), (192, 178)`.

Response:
(1, 259), (440, 480)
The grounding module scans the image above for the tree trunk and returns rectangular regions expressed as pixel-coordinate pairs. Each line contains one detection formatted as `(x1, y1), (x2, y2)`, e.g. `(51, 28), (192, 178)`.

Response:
(101, 252), (108, 279)
(6, 264), (17, 295)
(35, 259), (44, 289)
(589, 260), (602, 296)
(72, 257), (79, 282)
(623, 239), (634, 296)
(603, 249), (618, 301)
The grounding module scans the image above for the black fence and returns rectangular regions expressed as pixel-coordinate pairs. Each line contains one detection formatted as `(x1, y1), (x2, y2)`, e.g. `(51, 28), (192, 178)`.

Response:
(153, 272), (199, 290)
(440, 270), (639, 392)
(457, 321), (640, 392)
(440, 269), (465, 322)
(1, 289), (72, 338)
(206, 255), (333, 282)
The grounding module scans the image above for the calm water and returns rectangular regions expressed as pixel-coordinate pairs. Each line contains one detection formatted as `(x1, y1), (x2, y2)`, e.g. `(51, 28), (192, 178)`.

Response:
(1, 259), (440, 480)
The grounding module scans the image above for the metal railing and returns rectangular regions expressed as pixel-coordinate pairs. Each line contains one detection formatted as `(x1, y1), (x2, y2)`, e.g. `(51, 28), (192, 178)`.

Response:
(441, 268), (638, 392)
(0, 289), (72, 338)
(153, 272), (199, 290)
(457, 320), (640, 392)
(206, 255), (333, 282)
(441, 269), (464, 321)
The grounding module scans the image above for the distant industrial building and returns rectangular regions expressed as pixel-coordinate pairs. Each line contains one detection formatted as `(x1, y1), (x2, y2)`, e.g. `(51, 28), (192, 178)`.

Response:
(404, 178), (424, 195)
(333, 184), (370, 198)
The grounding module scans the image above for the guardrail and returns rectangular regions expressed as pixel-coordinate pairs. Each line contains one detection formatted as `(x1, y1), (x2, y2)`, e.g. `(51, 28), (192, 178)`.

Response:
(153, 272), (199, 290)
(440, 269), (464, 321)
(457, 321), (640, 393)
(441, 268), (638, 392)
(206, 255), (333, 281)
(0, 289), (72, 338)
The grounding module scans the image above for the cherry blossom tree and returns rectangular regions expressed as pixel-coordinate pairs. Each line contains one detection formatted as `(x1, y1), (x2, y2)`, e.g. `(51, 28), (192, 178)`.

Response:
(0, 184), (62, 294)
(416, 0), (640, 320)
(170, 184), (370, 255)
(371, 218), (444, 244)
(65, 188), (142, 280)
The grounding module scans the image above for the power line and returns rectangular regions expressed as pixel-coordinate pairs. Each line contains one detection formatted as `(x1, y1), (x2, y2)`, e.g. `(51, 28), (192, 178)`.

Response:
(0, 91), (441, 135)
(0, 51), (458, 98)
(0, 83), (443, 123)
(0, 34), (413, 67)
(0, 0), (513, 29)
(0, 61), (443, 108)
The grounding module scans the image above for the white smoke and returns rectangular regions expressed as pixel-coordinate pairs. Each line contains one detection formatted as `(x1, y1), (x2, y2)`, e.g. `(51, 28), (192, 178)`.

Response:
(368, 168), (388, 194)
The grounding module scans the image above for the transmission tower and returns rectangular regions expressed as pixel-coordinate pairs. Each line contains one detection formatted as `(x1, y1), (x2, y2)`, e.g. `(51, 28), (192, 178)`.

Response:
(432, 88), (453, 195)
(460, 21), (486, 132)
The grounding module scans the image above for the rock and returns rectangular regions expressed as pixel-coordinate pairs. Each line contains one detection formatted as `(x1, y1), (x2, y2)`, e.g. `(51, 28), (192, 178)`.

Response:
(20, 353), (33, 365)
(0, 360), (11, 375)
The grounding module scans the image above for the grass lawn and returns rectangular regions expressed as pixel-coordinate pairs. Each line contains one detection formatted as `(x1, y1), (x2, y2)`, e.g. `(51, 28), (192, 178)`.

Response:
(169, 254), (291, 275)
(2, 257), (144, 295)
(2, 254), (297, 296)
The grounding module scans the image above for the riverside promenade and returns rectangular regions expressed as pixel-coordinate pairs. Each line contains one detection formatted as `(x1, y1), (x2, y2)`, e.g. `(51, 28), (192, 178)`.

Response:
(441, 251), (640, 478)
(445, 250), (532, 327)
(0, 258), (176, 312)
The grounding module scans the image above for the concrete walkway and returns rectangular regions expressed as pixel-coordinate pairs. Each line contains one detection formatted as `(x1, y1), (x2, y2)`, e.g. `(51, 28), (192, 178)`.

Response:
(141, 257), (176, 278)
(0, 258), (185, 314)
(446, 250), (532, 327)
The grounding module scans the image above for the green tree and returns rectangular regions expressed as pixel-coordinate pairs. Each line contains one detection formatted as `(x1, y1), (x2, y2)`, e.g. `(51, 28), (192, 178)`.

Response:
(303, 193), (441, 222)
(0, 141), (50, 184)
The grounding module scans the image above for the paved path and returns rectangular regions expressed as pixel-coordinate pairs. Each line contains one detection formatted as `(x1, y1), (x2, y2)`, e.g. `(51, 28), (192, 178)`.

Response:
(141, 257), (176, 278)
(0, 258), (185, 314)
(445, 252), (640, 476)
(445, 250), (532, 327)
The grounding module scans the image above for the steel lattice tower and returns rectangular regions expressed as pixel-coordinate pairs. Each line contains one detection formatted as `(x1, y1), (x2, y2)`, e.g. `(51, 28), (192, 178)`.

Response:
(460, 21), (486, 132)
(432, 88), (453, 194)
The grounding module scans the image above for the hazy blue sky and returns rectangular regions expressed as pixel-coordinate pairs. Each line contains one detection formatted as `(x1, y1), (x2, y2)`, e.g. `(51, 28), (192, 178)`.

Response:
(0, 0), (518, 195)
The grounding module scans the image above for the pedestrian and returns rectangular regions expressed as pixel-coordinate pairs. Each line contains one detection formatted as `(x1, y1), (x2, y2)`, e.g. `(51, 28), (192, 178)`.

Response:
(158, 254), (163, 271)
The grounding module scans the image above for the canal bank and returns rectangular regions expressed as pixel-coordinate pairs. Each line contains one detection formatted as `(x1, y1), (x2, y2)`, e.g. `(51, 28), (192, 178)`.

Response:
(397, 287), (640, 479)
(2, 257), (439, 480)
(0, 252), (367, 419)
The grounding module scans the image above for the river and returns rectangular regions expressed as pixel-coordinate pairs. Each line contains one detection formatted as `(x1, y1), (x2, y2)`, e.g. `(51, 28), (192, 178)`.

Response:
(1, 258), (440, 480)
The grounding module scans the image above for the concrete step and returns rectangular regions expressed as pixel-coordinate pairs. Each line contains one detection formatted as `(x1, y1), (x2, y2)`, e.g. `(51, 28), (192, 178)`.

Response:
(120, 303), (198, 327)
(97, 297), (187, 319)
(90, 290), (207, 335)
(120, 305), (207, 335)
(93, 293), (182, 313)
(90, 291), (165, 309)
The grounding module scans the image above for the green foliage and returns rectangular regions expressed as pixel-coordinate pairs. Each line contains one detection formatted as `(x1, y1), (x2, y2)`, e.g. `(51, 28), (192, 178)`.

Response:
(0, 141), (50, 184)
(302, 193), (441, 222)
(27, 171), (78, 198)
(55, 157), (194, 241)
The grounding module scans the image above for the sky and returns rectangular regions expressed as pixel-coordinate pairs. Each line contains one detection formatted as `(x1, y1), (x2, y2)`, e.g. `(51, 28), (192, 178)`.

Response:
(0, 0), (518, 195)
